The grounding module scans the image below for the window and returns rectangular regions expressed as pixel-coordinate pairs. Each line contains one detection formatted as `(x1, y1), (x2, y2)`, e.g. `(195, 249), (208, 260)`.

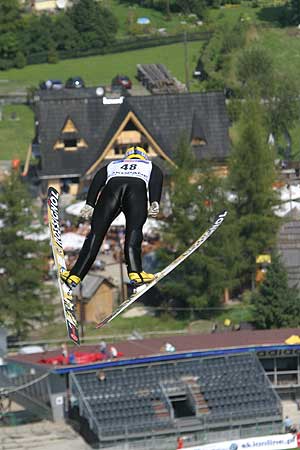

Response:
(191, 137), (206, 146)
(64, 139), (77, 149)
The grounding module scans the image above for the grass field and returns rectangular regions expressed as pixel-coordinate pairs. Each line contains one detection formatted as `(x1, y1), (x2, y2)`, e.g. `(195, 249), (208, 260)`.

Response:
(2, 2), (300, 161)
(27, 302), (253, 344)
(109, 0), (191, 38)
(28, 314), (191, 342)
(260, 28), (300, 83)
(0, 41), (204, 161)
(0, 41), (203, 95)
(0, 105), (34, 161)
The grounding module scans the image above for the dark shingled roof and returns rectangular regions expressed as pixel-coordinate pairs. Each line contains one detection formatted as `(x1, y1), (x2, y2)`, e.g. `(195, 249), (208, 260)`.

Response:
(35, 90), (230, 179)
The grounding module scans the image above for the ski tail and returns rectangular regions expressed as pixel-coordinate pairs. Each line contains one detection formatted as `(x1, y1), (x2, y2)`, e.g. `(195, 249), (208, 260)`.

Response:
(48, 187), (80, 345)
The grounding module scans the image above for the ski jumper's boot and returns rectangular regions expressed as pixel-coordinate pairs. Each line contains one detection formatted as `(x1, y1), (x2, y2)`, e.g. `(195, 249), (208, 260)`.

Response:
(60, 270), (81, 289)
(129, 271), (155, 286)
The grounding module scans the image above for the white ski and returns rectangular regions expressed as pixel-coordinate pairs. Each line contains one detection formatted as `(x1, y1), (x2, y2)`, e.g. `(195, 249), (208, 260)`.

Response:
(47, 187), (80, 345)
(96, 210), (228, 329)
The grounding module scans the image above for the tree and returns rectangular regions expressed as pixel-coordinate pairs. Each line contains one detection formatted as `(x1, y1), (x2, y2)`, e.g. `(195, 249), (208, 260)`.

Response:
(68, 0), (118, 50)
(283, 0), (300, 26)
(157, 136), (240, 314)
(251, 254), (300, 328)
(236, 45), (300, 158)
(0, 0), (25, 67)
(201, 22), (247, 89)
(176, 0), (207, 17)
(53, 13), (79, 52)
(0, 172), (53, 337)
(265, 73), (300, 139)
(236, 46), (274, 98)
(0, 0), (22, 32)
(228, 98), (280, 289)
(21, 14), (55, 57)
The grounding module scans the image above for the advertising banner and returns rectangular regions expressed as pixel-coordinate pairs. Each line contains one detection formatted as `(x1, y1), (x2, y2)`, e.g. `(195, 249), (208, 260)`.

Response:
(183, 433), (299, 450)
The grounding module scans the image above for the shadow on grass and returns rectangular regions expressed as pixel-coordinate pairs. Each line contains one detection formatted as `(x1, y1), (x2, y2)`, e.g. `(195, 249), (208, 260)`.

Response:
(257, 5), (287, 27)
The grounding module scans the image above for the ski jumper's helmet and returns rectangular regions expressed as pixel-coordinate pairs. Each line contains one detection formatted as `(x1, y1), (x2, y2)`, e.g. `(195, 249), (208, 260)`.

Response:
(124, 146), (149, 160)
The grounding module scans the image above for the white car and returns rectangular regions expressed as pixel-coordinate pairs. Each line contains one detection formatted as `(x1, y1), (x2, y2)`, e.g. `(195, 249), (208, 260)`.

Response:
(18, 345), (44, 354)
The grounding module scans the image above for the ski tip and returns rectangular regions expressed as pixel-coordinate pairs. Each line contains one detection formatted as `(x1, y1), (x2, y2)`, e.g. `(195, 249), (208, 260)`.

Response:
(96, 316), (111, 329)
(214, 210), (228, 221)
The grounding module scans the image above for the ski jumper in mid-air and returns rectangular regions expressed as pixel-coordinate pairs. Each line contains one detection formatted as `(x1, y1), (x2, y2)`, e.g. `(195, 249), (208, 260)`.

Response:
(60, 146), (164, 288)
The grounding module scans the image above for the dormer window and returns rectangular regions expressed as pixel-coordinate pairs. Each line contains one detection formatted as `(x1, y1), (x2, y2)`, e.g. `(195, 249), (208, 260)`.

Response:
(53, 117), (87, 151)
(54, 137), (87, 151)
(64, 139), (77, 149)
(191, 137), (206, 146)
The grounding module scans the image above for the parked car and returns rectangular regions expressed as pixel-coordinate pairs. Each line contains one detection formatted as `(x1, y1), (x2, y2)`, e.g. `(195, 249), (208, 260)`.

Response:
(65, 76), (85, 89)
(39, 79), (63, 90)
(110, 84), (128, 96)
(112, 74), (132, 90)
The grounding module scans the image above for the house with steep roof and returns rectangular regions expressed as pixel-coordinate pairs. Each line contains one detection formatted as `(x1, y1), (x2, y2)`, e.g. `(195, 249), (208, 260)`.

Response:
(73, 273), (116, 323)
(31, 88), (231, 195)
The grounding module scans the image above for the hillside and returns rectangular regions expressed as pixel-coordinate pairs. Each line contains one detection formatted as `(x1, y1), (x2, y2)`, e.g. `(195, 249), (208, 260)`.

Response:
(2, 1), (300, 161)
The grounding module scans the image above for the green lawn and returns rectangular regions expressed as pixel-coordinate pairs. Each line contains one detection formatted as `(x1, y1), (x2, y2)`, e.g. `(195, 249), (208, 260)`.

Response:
(0, 105), (34, 161)
(207, 1), (285, 27)
(109, 0), (193, 38)
(0, 41), (203, 94)
(260, 28), (300, 84)
(0, 41), (204, 162)
(3, 3), (300, 162)
(27, 302), (254, 345)
(208, 3), (260, 27)
(28, 314), (191, 344)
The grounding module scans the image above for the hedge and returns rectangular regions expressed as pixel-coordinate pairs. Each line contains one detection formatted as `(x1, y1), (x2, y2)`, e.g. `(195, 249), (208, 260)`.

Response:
(26, 31), (212, 66)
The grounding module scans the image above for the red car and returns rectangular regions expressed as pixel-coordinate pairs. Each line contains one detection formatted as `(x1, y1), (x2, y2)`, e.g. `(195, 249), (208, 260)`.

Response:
(112, 74), (132, 90)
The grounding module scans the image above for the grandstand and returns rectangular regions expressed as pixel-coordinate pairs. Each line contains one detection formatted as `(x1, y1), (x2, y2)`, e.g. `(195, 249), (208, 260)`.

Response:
(2, 328), (300, 449)
(68, 353), (282, 447)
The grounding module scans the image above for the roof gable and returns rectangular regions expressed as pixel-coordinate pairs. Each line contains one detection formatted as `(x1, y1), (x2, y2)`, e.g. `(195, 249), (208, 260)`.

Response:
(87, 108), (175, 175)
(35, 90), (230, 179)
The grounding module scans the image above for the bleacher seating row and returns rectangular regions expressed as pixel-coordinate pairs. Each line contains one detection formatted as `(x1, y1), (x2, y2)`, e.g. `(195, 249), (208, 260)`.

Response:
(72, 353), (282, 439)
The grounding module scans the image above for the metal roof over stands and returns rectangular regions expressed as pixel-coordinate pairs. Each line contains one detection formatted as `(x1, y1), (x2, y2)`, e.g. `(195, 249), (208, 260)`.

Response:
(6, 327), (300, 374)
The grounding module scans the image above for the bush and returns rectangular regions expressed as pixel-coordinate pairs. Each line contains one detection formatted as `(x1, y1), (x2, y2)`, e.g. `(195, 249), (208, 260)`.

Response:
(0, 58), (14, 70)
(47, 47), (59, 64)
(14, 51), (26, 69)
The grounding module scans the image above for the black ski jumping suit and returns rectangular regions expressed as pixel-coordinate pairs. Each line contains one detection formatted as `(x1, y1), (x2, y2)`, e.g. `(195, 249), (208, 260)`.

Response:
(70, 158), (163, 281)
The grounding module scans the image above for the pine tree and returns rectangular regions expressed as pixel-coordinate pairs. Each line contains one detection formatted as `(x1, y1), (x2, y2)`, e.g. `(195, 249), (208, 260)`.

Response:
(228, 97), (280, 289)
(251, 254), (300, 329)
(0, 172), (53, 337)
(157, 136), (240, 314)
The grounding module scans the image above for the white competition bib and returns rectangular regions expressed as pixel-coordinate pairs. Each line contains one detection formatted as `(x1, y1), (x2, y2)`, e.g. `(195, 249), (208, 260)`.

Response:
(106, 159), (152, 185)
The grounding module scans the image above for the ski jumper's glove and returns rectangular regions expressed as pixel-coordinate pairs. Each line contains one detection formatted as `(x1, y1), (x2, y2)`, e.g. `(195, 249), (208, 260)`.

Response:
(80, 204), (94, 220)
(148, 201), (159, 218)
